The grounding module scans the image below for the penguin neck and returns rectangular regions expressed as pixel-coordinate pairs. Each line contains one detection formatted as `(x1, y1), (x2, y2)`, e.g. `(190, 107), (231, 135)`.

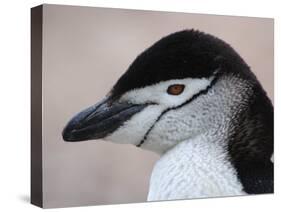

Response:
(147, 132), (246, 201)
(228, 83), (273, 165)
(227, 83), (274, 194)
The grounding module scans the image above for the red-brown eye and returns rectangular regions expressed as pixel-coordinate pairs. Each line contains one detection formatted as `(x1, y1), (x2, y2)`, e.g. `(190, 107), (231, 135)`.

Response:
(167, 84), (185, 95)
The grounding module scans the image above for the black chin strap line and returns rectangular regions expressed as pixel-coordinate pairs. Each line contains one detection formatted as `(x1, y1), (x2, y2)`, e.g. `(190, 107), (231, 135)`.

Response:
(136, 70), (222, 148)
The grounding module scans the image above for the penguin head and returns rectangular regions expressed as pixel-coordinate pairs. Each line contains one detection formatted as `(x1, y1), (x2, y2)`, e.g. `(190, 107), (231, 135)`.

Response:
(62, 30), (262, 154)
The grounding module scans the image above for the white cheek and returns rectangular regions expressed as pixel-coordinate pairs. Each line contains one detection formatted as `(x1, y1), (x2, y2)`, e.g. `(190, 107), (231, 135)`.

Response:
(105, 105), (166, 145)
(120, 78), (213, 108)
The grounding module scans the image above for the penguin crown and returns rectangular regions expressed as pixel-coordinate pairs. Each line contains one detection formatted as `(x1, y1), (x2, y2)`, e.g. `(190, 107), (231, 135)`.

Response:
(111, 29), (251, 99)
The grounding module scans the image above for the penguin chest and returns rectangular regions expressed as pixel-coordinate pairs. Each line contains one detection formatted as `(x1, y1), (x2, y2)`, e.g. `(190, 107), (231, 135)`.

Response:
(147, 138), (246, 201)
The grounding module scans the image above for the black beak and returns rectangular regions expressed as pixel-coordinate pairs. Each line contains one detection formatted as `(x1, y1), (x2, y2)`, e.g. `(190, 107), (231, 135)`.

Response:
(62, 97), (147, 142)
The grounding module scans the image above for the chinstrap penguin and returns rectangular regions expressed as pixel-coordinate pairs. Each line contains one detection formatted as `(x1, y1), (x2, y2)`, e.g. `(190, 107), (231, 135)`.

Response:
(63, 30), (273, 200)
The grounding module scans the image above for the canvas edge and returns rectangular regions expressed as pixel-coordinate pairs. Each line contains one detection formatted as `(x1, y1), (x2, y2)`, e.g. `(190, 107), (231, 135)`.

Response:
(31, 4), (43, 208)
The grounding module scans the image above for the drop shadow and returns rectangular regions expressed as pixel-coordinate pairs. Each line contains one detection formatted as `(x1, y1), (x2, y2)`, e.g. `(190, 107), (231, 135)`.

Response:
(18, 194), (30, 203)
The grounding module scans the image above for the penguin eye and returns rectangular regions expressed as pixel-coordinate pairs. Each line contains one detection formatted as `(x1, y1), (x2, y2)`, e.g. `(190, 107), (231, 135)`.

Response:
(167, 84), (185, 95)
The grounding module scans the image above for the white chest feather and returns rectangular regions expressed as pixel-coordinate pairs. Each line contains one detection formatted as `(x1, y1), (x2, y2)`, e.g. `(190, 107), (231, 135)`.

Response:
(147, 135), (246, 201)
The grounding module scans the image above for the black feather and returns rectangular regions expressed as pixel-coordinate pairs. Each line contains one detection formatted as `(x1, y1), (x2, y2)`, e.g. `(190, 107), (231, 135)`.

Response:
(111, 29), (252, 98)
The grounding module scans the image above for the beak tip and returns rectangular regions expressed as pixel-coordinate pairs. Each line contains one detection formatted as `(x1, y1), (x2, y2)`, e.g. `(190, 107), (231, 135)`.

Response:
(62, 130), (73, 142)
(62, 124), (77, 142)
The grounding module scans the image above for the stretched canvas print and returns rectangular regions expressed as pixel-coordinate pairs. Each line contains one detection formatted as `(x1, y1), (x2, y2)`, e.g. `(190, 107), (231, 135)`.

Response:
(31, 4), (274, 208)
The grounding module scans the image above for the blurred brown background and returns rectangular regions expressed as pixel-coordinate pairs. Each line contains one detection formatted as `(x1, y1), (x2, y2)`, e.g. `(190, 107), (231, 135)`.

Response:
(42, 4), (273, 208)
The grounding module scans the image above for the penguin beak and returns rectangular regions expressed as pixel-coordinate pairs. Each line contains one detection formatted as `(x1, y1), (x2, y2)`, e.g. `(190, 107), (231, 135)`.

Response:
(62, 97), (147, 142)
